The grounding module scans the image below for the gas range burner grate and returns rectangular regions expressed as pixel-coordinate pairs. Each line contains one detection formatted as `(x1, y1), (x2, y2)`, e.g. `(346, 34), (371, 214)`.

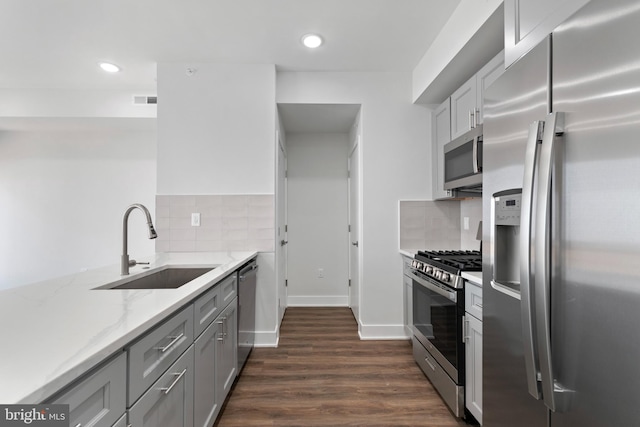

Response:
(415, 250), (482, 272)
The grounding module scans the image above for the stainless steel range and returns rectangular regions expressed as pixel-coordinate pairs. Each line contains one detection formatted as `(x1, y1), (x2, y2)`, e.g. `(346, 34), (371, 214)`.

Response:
(408, 250), (481, 419)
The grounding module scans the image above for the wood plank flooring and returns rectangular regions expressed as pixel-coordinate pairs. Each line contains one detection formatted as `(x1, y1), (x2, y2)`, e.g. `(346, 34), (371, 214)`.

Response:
(215, 307), (470, 427)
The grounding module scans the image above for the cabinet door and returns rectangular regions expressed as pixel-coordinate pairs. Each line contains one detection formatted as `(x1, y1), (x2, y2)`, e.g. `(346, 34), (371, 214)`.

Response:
(112, 414), (127, 427)
(450, 75), (478, 139)
(51, 353), (126, 427)
(432, 98), (453, 200)
(403, 274), (413, 337)
(128, 346), (194, 427)
(465, 314), (483, 424)
(216, 299), (238, 404)
(504, 0), (590, 68)
(476, 51), (505, 125)
(194, 318), (221, 427)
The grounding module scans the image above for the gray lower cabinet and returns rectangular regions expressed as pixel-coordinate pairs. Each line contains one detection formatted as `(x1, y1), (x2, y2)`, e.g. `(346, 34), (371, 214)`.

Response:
(217, 298), (238, 401)
(128, 305), (194, 406)
(50, 352), (127, 427)
(464, 281), (483, 424)
(194, 316), (221, 427)
(129, 345), (194, 427)
(112, 414), (127, 427)
(193, 281), (221, 338)
(218, 274), (237, 309)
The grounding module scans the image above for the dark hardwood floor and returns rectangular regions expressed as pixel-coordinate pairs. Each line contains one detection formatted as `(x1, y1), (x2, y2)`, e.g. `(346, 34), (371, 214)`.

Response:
(215, 307), (470, 427)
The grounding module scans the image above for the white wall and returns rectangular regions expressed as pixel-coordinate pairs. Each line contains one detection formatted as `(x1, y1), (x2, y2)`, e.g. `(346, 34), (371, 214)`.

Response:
(156, 63), (276, 195)
(0, 129), (157, 289)
(286, 132), (349, 306)
(156, 62), (279, 346)
(277, 72), (431, 338)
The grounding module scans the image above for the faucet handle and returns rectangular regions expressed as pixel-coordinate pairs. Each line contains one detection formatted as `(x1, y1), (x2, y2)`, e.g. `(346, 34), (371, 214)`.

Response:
(128, 259), (150, 267)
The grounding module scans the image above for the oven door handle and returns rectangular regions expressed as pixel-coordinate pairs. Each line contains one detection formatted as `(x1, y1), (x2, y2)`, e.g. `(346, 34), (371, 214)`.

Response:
(408, 270), (457, 302)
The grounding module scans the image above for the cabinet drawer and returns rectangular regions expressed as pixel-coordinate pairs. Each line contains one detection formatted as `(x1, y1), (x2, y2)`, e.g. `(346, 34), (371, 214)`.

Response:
(219, 274), (237, 309)
(465, 282), (483, 320)
(193, 284), (221, 338)
(128, 305), (194, 406)
(50, 352), (126, 427)
(129, 345), (194, 427)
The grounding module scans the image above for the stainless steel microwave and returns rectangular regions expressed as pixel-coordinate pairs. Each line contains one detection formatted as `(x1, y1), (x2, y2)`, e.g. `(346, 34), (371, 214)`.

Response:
(443, 124), (482, 191)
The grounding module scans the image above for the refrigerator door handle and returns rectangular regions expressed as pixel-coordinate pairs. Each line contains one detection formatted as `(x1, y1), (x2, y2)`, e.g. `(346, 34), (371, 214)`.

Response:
(520, 120), (544, 400)
(535, 112), (572, 412)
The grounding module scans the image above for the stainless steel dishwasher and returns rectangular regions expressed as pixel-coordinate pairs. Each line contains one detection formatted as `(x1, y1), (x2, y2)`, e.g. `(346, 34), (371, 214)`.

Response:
(237, 258), (257, 373)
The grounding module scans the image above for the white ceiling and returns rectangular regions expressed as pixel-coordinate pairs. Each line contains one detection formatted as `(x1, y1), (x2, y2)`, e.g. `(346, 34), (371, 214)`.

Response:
(0, 0), (461, 92)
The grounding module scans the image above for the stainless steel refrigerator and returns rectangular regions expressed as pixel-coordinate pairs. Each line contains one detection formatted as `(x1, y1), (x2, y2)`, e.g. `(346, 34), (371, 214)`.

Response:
(482, 0), (640, 426)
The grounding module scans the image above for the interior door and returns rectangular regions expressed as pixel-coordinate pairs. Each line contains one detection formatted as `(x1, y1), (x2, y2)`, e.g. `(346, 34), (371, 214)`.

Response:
(276, 133), (288, 324)
(348, 140), (360, 321)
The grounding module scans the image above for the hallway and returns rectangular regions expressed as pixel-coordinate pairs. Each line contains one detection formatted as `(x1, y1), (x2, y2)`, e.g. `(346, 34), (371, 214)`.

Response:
(215, 307), (468, 426)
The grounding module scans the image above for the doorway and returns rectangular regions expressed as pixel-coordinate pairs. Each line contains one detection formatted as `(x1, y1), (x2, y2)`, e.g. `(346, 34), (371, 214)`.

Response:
(277, 104), (361, 312)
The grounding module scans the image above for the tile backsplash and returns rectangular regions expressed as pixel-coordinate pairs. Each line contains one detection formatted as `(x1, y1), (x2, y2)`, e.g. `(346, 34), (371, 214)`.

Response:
(399, 200), (461, 250)
(155, 195), (275, 253)
(460, 198), (483, 251)
(399, 198), (483, 252)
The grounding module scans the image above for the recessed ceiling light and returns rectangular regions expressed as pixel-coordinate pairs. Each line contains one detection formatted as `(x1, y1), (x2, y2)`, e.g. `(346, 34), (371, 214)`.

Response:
(99, 62), (121, 73)
(302, 34), (323, 49)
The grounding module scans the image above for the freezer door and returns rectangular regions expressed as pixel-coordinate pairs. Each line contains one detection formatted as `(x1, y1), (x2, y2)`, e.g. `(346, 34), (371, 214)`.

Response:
(482, 39), (550, 427)
(550, 0), (640, 425)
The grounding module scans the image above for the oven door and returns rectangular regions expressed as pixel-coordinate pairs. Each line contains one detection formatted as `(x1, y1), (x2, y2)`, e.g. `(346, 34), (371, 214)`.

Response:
(409, 269), (463, 384)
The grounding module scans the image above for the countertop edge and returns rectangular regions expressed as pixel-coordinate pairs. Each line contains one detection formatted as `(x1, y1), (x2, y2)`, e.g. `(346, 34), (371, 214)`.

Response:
(3, 251), (258, 404)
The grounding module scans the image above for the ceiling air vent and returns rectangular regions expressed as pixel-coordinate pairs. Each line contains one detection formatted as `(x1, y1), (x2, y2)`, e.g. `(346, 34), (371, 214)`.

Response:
(133, 95), (158, 105)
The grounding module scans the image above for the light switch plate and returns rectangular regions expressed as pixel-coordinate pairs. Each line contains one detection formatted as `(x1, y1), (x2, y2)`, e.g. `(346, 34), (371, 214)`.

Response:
(191, 213), (201, 227)
(463, 216), (470, 230)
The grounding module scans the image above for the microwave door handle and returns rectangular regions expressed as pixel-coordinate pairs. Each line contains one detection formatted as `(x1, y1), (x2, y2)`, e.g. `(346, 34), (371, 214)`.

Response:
(520, 120), (543, 400)
(472, 136), (479, 174)
(534, 112), (572, 412)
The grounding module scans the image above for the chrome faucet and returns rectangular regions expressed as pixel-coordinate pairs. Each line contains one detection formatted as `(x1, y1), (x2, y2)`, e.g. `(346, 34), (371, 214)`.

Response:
(121, 203), (158, 275)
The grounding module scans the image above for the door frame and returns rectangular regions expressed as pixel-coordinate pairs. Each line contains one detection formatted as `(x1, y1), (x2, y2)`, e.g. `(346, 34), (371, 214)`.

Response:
(275, 130), (288, 325)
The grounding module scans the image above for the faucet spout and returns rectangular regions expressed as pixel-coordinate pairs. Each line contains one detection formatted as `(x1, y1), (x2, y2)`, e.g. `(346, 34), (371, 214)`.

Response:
(122, 203), (158, 275)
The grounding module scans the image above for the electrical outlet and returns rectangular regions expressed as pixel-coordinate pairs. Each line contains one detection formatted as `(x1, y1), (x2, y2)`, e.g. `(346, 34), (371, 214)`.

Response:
(463, 216), (470, 230)
(191, 213), (201, 227)
(317, 268), (324, 278)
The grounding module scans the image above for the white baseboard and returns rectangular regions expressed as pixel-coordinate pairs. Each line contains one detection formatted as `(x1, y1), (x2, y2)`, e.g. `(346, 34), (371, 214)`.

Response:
(357, 322), (410, 340)
(254, 330), (279, 347)
(287, 295), (349, 306)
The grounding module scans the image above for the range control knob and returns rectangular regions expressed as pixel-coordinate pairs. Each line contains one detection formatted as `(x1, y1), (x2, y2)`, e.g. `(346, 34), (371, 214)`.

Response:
(434, 271), (442, 280)
(441, 273), (450, 282)
(426, 266), (433, 275)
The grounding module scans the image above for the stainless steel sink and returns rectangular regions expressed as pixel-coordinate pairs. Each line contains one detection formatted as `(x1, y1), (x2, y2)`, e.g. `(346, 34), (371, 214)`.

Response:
(95, 267), (218, 290)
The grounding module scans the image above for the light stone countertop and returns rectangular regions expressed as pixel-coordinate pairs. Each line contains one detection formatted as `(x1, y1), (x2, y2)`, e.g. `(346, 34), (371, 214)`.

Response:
(0, 251), (257, 404)
(461, 271), (483, 286)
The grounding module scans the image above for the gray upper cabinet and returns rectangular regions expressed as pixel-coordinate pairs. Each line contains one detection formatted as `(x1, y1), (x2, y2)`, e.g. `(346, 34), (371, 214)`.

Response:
(128, 305), (194, 406)
(50, 352), (127, 427)
(451, 51), (505, 138)
(129, 345), (194, 427)
(432, 98), (453, 200)
(450, 75), (478, 140)
(504, 0), (590, 68)
(476, 52), (505, 125)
